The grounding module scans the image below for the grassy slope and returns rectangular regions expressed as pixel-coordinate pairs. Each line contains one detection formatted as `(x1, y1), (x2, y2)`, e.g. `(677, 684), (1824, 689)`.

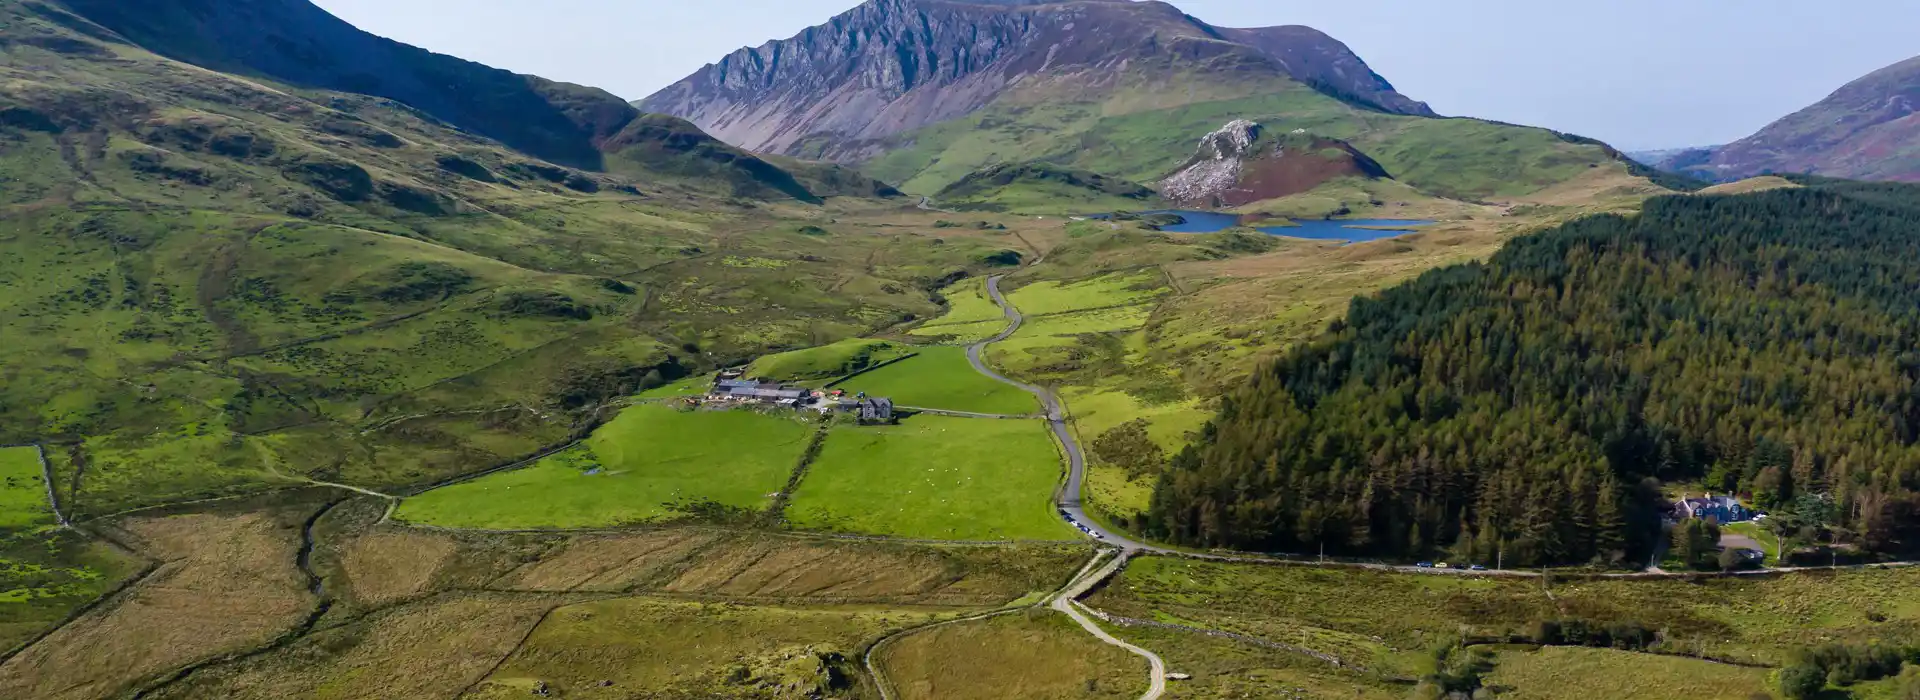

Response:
(787, 416), (1073, 540)
(0, 9), (1034, 518)
(834, 346), (1037, 415)
(0, 448), (47, 530)
(746, 338), (915, 383)
(393, 405), (816, 528)
(864, 80), (1634, 203)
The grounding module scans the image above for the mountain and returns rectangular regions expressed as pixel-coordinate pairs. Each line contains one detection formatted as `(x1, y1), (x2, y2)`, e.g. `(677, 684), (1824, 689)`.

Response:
(29, 0), (890, 200)
(638, 0), (1431, 157)
(1158, 120), (1389, 208)
(639, 0), (1653, 201)
(1147, 180), (1920, 566)
(1694, 56), (1920, 182)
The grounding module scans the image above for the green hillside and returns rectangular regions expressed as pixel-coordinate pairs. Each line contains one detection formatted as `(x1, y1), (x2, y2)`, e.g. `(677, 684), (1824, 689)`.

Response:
(862, 79), (1637, 201)
(0, 0), (1003, 519)
(933, 163), (1159, 214)
(1150, 181), (1920, 566)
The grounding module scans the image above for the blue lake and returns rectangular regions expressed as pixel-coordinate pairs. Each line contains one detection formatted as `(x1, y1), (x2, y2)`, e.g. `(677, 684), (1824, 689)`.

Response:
(1096, 210), (1435, 242)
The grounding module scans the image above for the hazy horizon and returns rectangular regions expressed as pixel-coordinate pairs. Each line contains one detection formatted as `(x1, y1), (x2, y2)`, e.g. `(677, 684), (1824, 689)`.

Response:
(311, 0), (1920, 151)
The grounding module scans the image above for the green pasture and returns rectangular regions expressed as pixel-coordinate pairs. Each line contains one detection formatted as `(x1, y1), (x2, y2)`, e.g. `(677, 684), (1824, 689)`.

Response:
(785, 416), (1073, 540)
(833, 346), (1037, 415)
(395, 405), (815, 528)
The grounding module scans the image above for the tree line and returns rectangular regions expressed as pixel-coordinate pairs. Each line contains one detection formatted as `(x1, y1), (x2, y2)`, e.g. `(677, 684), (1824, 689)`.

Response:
(1147, 184), (1920, 566)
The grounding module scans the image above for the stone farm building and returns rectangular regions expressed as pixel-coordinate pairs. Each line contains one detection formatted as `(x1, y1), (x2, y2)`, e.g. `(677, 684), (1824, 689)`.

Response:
(707, 376), (893, 423)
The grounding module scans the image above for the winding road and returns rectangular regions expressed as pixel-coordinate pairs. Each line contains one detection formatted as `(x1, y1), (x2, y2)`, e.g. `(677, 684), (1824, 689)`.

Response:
(967, 275), (1169, 699)
(967, 275), (1153, 551)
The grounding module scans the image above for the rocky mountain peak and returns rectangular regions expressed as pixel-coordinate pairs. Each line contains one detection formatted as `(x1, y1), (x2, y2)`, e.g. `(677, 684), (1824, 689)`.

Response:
(638, 0), (1432, 159)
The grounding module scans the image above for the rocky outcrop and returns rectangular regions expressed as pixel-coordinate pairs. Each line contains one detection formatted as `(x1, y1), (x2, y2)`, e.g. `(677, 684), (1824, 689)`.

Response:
(1699, 55), (1920, 182)
(1159, 121), (1389, 208)
(637, 0), (1432, 159)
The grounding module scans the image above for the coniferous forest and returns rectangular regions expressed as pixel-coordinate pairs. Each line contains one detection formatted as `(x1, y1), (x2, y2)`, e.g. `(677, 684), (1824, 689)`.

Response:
(1148, 180), (1920, 566)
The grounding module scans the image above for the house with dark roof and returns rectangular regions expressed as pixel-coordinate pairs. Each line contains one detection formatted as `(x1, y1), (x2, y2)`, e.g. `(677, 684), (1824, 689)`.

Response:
(859, 398), (894, 424)
(1675, 494), (1753, 524)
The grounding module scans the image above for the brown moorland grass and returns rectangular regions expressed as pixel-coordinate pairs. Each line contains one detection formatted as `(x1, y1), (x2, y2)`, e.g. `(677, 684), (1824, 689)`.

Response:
(879, 608), (1146, 700)
(146, 592), (556, 700)
(336, 530), (457, 607)
(1093, 557), (1920, 673)
(1111, 626), (1404, 700)
(0, 509), (313, 700)
(1482, 645), (1773, 700)
(470, 597), (921, 700)
(332, 523), (1091, 608)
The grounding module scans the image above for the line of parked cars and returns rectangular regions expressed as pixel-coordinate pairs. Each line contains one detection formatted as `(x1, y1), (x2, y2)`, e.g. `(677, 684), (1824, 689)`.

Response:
(1415, 562), (1489, 571)
(1059, 509), (1104, 539)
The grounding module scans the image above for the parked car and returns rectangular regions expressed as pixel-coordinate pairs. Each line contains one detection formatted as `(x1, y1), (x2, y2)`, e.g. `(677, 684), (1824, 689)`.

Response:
(1415, 562), (1434, 568)
(1436, 562), (1451, 569)
(1469, 564), (1488, 571)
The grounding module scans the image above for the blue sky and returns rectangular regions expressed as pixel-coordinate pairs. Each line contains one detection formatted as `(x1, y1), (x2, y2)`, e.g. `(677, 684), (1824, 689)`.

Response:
(313, 0), (1920, 150)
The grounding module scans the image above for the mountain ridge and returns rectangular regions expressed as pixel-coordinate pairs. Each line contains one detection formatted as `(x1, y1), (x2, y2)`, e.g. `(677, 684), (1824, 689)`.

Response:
(637, 0), (1433, 159)
(1681, 55), (1920, 182)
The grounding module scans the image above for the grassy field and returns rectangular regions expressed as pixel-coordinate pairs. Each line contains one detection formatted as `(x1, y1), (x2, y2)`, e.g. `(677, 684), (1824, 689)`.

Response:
(475, 597), (919, 699)
(1005, 272), (1167, 317)
(150, 592), (555, 700)
(394, 405), (816, 529)
(923, 278), (1009, 328)
(0, 506), (315, 700)
(747, 338), (916, 383)
(786, 416), (1074, 541)
(833, 346), (1037, 415)
(1482, 645), (1774, 700)
(908, 319), (1007, 344)
(0, 447), (49, 530)
(878, 608), (1146, 700)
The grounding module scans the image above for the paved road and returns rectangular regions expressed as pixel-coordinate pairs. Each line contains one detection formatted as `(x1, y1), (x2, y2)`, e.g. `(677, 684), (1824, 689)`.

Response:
(968, 276), (1154, 551)
(1052, 552), (1167, 699)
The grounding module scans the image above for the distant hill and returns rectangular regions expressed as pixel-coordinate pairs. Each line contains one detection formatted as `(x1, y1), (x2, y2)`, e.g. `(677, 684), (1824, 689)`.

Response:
(32, 0), (891, 199)
(1690, 55), (1920, 182)
(1159, 121), (1389, 208)
(934, 163), (1157, 213)
(637, 0), (1650, 201)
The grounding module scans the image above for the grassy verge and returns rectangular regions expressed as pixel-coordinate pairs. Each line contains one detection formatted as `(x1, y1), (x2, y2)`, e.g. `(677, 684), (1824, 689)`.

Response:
(787, 416), (1075, 540)
(394, 405), (816, 529)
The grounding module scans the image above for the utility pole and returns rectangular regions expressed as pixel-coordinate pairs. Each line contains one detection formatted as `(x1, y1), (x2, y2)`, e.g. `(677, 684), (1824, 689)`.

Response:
(1497, 547), (1503, 571)
(1319, 541), (1325, 565)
